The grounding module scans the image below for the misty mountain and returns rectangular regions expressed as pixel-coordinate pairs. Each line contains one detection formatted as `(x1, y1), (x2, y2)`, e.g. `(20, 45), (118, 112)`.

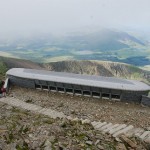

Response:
(0, 29), (145, 51)
(0, 28), (149, 69)
(61, 29), (145, 51)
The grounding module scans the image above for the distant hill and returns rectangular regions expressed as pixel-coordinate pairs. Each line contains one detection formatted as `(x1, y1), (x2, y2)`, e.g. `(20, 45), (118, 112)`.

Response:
(0, 56), (44, 79)
(44, 60), (150, 84)
(0, 28), (149, 68)
(62, 29), (145, 51)
(0, 56), (43, 69)
(0, 56), (149, 84)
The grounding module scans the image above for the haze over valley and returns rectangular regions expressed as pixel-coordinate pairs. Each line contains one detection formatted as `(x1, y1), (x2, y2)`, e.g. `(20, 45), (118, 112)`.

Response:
(0, 28), (150, 71)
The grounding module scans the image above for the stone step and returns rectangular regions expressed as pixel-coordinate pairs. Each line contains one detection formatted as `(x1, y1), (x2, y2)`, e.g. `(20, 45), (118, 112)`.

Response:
(126, 128), (143, 137)
(144, 135), (150, 143)
(99, 123), (113, 131)
(109, 124), (127, 134)
(24, 105), (40, 111)
(38, 108), (48, 113)
(91, 121), (102, 127)
(94, 122), (107, 129)
(139, 131), (150, 140)
(134, 129), (145, 137)
(112, 125), (134, 137)
(92, 121), (149, 142)
(0, 97), (150, 143)
(103, 124), (120, 133)
(0, 97), (65, 119)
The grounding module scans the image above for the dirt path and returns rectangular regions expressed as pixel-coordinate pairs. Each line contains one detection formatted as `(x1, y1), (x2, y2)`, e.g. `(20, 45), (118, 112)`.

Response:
(10, 86), (150, 128)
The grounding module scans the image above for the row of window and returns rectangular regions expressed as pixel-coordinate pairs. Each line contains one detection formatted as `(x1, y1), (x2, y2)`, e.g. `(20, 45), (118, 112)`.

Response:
(35, 83), (121, 100)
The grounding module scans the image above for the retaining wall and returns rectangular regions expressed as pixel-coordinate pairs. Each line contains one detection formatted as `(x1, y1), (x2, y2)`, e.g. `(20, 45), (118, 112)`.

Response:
(141, 95), (150, 106)
(121, 91), (148, 103)
(8, 76), (35, 89)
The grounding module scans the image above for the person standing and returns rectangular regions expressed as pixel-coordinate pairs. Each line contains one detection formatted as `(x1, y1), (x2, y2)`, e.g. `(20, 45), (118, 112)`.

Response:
(0, 81), (3, 98)
(1, 81), (6, 97)
(0, 81), (6, 97)
(0, 89), (2, 98)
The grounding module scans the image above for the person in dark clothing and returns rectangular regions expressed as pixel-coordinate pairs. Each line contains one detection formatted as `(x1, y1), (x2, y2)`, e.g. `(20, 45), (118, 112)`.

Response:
(0, 80), (2, 88)
(0, 89), (2, 97)
(0, 81), (3, 98)
(0, 81), (6, 97)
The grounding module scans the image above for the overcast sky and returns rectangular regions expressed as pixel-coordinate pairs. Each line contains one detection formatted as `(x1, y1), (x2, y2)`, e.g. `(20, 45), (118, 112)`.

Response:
(0, 0), (150, 37)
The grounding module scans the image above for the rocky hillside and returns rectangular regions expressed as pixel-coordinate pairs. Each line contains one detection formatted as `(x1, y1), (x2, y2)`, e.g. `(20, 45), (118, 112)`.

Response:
(0, 56), (43, 79)
(0, 56), (43, 70)
(0, 56), (149, 83)
(0, 100), (149, 149)
(44, 60), (150, 84)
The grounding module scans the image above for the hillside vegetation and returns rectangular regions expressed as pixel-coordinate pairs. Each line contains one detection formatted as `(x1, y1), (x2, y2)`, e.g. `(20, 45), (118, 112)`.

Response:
(0, 56), (43, 79)
(0, 61), (7, 79)
(44, 60), (150, 84)
(0, 56), (149, 84)
(0, 56), (43, 70)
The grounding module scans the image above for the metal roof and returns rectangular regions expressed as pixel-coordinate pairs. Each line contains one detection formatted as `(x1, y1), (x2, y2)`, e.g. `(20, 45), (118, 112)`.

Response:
(6, 68), (150, 91)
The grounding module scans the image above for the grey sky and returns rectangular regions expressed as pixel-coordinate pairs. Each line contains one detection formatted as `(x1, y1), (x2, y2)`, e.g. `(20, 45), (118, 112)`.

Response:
(0, 0), (150, 37)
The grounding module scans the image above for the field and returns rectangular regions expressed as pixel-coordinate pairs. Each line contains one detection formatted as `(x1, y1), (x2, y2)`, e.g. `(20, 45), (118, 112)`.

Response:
(0, 29), (150, 70)
(0, 44), (150, 69)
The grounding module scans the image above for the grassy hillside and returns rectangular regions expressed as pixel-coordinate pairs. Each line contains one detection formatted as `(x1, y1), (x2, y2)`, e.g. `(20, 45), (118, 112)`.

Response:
(0, 56), (43, 79)
(44, 60), (150, 84)
(0, 56), (43, 70)
(0, 61), (7, 80)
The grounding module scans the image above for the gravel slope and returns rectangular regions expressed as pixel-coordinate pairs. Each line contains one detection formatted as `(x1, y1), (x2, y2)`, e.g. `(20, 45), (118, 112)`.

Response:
(11, 86), (150, 129)
(1, 101), (150, 149)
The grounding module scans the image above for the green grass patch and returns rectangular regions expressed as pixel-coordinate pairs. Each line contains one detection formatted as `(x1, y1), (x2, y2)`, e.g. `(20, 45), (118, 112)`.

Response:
(44, 55), (74, 63)
(0, 61), (7, 79)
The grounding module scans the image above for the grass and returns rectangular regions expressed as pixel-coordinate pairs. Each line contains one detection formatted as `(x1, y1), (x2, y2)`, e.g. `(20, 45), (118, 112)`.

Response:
(44, 55), (74, 63)
(141, 65), (150, 71)
(0, 61), (7, 79)
(42, 47), (62, 52)
(116, 48), (149, 59)
(0, 51), (19, 59)
(0, 44), (150, 71)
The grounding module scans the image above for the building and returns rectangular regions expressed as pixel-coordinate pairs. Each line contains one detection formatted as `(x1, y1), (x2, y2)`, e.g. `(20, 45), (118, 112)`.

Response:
(6, 68), (150, 103)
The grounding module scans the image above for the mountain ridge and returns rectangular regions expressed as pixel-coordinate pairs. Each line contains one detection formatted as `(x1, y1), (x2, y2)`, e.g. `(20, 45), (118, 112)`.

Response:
(0, 56), (149, 84)
(44, 60), (150, 84)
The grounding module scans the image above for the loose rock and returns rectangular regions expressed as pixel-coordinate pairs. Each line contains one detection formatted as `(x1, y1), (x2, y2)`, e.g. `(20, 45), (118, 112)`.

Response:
(120, 135), (137, 149)
(85, 141), (93, 145)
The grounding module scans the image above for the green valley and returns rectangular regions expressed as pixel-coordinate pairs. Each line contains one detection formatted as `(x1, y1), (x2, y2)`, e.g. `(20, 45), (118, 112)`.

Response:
(0, 29), (150, 70)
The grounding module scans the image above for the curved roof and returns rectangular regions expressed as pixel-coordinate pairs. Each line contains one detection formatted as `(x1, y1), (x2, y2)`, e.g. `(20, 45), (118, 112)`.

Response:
(6, 68), (150, 91)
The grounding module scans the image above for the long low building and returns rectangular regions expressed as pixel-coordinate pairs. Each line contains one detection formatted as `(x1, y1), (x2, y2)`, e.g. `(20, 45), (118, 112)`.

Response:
(6, 68), (150, 103)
